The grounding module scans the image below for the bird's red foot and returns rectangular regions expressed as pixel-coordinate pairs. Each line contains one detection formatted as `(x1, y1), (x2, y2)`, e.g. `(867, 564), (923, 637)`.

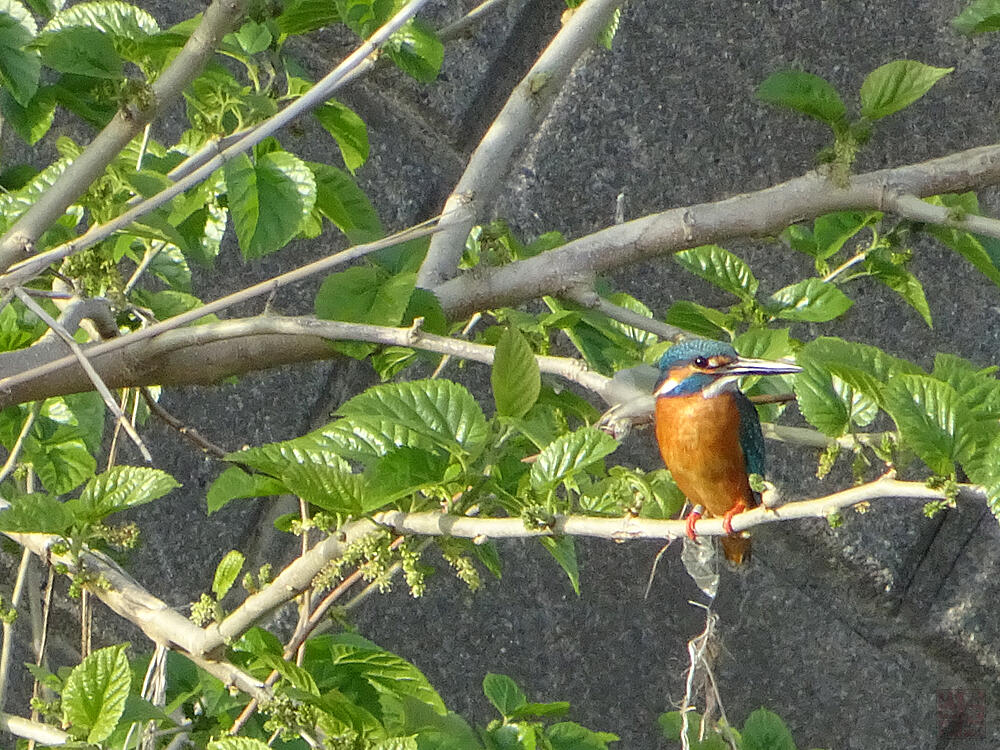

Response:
(721, 500), (749, 535)
(684, 505), (704, 540)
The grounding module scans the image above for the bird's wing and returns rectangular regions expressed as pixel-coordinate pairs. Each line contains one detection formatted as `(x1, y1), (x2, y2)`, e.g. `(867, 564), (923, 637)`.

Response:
(734, 391), (765, 478)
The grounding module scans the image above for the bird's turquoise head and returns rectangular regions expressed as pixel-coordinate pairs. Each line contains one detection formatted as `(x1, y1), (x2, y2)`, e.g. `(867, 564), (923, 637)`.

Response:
(655, 338), (801, 398)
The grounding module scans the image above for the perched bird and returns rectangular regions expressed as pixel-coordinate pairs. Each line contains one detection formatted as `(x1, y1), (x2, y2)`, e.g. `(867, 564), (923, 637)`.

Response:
(653, 339), (801, 564)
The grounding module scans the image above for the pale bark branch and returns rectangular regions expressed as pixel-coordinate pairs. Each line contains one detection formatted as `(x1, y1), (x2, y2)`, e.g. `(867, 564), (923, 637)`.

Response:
(432, 144), (1000, 317)
(0, 712), (69, 745)
(0, 0), (433, 288)
(562, 286), (685, 340)
(0, 0), (249, 270)
(417, 0), (625, 287)
(371, 479), (980, 540)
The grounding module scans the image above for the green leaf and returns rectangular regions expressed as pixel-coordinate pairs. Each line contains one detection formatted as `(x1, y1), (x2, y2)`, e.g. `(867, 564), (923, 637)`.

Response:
(953, 0), (1000, 34)
(674, 245), (758, 300)
(0, 2), (40, 106)
(540, 536), (580, 595)
(365, 446), (449, 507)
(309, 162), (381, 243)
(606, 292), (658, 347)
(859, 60), (953, 120)
(733, 328), (793, 361)
(812, 211), (880, 260)
(337, 380), (488, 460)
(925, 224), (1000, 288)
(206, 466), (285, 513)
(44, 392), (106, 454)
(384, 18), (442, 82)
(43, 1), (159, 36)
(0, 493), (73, 534)
(40, 26), (122, 78)
(257, 652), (319, 694)
(492, 327), (541, 418)
(866, 255), (932, 326)
(76, 466), (179, 520)
(756, 70), (845, 124)
(547, 722), (618, 750)
(225, 150), (316, 259)
(781, 224), (818, 257)
(26, 431), (96, 494)
(62, 645), (130, 744)
(932, 353), (1000, 422)
(884, 374), (976, 475)
(277, 0), (340, 34)
(314, 100), (369, 173)
(315, 266), (415, 327)
(1, 84), (55, 143)
(741, 708), (796, 750)
(483, 673), (526, 718)
(329, 635), (447, 714)
(233, 19), (271, 53)
(792, 360), (850, 436)
(510, 701), (570, 721)
(212, 550), (245, 600)
(207, 739), (272, 750)
(530, 427), (618, 492)
(664, 300), (729, 339)
(769, 278), (853, 322)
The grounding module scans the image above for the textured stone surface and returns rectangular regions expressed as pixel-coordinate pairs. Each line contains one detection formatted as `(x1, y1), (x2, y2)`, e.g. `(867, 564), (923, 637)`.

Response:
(4, 1), (1000, 749)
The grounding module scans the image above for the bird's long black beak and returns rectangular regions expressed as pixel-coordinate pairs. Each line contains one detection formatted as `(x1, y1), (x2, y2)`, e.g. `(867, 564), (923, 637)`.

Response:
(717, 356), (802, 377)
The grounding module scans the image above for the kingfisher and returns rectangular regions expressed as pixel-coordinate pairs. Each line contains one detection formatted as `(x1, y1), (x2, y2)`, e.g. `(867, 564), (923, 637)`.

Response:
(653, 339), (801, 564)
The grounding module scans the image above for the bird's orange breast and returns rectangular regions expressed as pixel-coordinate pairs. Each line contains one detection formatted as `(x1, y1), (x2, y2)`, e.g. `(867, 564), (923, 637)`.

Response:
(654, 391), (755, 518)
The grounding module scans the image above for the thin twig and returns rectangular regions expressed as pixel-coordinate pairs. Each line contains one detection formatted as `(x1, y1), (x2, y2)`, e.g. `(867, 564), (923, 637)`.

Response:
(142, 388), (229, 458)
(563, 286), (684, 341)
(13, 288), (152, 462)
(0, 0), (433, 287)
(0, 402), (39, 484)
(0, 549), (32, 714)
(438, 0), (510, 41)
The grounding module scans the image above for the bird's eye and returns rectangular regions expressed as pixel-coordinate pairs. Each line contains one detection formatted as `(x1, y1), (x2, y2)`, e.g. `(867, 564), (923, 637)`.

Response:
(694, 356), (709, 368)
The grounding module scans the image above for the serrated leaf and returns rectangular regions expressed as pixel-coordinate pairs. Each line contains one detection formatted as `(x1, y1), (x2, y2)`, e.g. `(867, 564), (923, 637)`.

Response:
(43, 0), (158, 37)
(866, 256), (932, 327)
(337, 380), (488, 459)
(756, 69), (846, 124)
(1, 83), (54, 143)
(257, 652), (318, 694)
(792, 360), (850, 436)
(781, 224), (818, 257)
(212, 550), (244, 600)
(606, 292), (657, 346)
(329, 635), (446, 714)
(926, 224), (1000, 288)
(860, 60), (953, 120)
(43, 392), (105, 453)
(0, 4), (40, 106)
(25, 432), (95, 494)
(315, 267), (415, 327)
(314, 100), (369, 173)
(733, 328), (793, 360)
(277, 0), (340, 34)
(384, 17), (442, 82)
(207, 465), (287, 513)
(801, 336), (922, 380)
(233, 19), (270, 54)
(769, 278), (852, 322)
(76, 466), (179, 519)
(813, 211), (880, 260)
(884, 374), (975, 475)
(664, 300), (729, 339)
(39, 26), (122, 78)
(492, 327), (541, 418)
(483, 673), (526, 718)
(547, 722), (618, 750)
(674, 245), (758, 300)
(365, 446), (449, 506)
(207, 739), (272, 750)
(530, 427), (618, 491)
(540, 535), (580, 595)
(0, 493), (73, 533)
(953, 0), (1000, 34)
(309, 162), (381, 243)
(62, 645), (130, 744)
(932, 353), (1000, 422)
(225, 150), (316, 259)
(510, 701), (570, 721)
(741, 708), (796, 750)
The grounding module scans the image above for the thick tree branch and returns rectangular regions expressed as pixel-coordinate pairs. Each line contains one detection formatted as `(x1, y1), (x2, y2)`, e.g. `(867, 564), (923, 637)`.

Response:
(417, 0), (625, 288)
(432, 144), (1000, 317)
(0, 0), (248, 271)
(371, 479), (983, 540)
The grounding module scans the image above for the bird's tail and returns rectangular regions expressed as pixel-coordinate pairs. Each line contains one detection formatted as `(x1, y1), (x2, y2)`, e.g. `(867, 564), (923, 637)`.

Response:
(721, 533), (751, 565)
